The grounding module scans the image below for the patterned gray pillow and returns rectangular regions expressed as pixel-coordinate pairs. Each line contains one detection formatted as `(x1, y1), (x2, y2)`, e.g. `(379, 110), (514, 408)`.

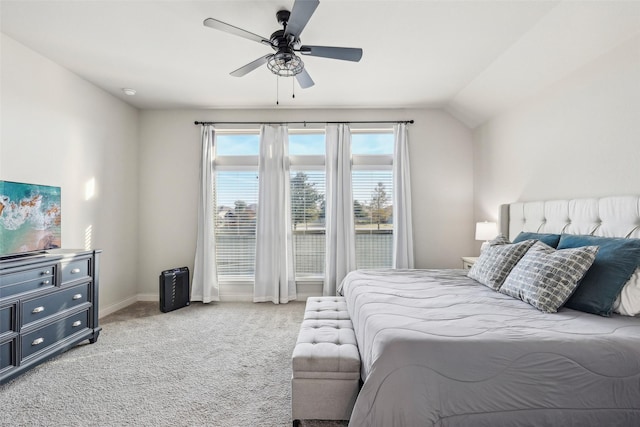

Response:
(489, 234), (511, 246)
(500, 241), (599, 313)
(467, 238), (536, 290)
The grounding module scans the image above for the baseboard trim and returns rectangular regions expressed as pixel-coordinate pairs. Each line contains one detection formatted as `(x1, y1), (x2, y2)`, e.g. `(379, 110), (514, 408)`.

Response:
(137, 293), (159, 302)
(99, 295), (138, 318)
(99, 283), (325, 317)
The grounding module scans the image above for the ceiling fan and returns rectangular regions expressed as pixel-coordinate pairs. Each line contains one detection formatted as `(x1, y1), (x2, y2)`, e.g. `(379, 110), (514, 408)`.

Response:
(203, 0), (363, 89)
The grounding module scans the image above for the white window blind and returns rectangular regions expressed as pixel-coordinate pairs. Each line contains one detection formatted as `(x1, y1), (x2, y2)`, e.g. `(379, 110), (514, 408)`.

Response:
(290, 169), (325, 277)
(352, 170), (393, 269)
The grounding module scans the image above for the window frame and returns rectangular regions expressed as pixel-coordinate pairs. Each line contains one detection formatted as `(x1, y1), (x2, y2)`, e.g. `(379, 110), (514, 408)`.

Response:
(289, 129), (327, 282)
(351, 129), (394, 270)
(213, 131), (260, 284)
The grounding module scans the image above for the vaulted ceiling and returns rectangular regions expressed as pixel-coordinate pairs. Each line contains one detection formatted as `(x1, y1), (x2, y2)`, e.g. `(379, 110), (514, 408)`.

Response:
(2, 1), (639, 126)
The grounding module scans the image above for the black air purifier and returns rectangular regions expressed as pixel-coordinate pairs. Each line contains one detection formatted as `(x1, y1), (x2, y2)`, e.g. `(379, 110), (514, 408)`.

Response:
(159, 267), (190, 313)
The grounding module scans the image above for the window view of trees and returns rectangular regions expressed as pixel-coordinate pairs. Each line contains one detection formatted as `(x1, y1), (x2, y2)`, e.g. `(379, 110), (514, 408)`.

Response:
(215, 180), (392, 232)
(216, 200), (258, 232)
(290, 170), (325, 277)
(352, 170), (393, 269)
(353, 177), (393, 228)
(213, 170), (259, 277)
(290, 172), (324, 230)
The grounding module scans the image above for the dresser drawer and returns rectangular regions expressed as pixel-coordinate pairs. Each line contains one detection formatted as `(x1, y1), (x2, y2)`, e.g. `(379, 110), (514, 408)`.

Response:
(21, 310), (89, 360)
(0, 304), (16, 335)
(0, 264), (56, 286)
(61, 258), (91, 284)
(0, 338), (17, 372)
(0, 266), (55, 298)
(21, 283), (90, 327)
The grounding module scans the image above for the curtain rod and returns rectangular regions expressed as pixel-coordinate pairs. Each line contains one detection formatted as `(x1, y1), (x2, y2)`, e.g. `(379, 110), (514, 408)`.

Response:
(194, 120), (413, 126)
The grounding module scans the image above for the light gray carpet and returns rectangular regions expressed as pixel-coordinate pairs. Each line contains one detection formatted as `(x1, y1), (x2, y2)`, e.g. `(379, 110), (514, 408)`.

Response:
(0, 301), (350, 427)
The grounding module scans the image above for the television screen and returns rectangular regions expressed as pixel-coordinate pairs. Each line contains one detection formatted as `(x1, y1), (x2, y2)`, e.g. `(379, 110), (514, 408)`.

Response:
(0, 180), (61, 257)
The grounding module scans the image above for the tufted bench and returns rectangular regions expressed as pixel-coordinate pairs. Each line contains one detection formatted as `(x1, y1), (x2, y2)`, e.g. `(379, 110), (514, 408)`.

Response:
(291, 297), (361, 426)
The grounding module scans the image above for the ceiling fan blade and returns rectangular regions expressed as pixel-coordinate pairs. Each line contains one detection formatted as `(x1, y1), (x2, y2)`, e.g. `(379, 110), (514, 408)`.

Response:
(296, 68), (315, 89)
(285, 0), (319, 38)
(298, 45), (363, 62)
(230, 55), (272, 77)
(203, 18), (270, 45)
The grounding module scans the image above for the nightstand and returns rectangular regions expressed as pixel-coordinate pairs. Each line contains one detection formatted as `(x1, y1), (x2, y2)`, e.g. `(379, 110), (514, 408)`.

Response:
(461, 256), (478, 270)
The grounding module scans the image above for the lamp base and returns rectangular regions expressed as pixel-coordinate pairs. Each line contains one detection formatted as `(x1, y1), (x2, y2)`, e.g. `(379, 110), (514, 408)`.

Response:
(480, 241), (490, 252)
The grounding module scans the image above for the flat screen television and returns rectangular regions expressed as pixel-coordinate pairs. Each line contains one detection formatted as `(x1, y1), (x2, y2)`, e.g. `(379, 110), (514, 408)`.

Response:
(0, 180), (61, 258)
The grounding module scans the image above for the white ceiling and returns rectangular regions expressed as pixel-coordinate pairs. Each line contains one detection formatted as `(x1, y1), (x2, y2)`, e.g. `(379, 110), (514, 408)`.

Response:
(1, 0), (639, 126)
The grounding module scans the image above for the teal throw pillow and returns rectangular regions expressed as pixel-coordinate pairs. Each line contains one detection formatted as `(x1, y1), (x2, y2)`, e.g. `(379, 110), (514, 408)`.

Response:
(513, 232), (561, 248)
(558, 234), (640, 316)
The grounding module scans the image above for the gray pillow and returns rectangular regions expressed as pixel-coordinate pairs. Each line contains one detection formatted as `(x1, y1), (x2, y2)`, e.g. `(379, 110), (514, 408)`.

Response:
(500, 241), (599, 313)
(467, 238), (536, 290)
(489, 234), (511, 246)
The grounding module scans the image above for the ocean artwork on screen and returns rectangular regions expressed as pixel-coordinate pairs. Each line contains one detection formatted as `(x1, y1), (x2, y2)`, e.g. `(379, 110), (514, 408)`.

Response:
(0, 181), (61, 256)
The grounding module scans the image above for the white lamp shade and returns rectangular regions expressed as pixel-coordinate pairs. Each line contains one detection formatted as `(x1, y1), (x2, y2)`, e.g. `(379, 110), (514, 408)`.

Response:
(475, 221), (498, 241)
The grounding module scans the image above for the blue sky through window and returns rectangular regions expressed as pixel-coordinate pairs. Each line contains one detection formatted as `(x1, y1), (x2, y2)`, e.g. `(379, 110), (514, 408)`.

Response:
(289, 133), (325, 155)
(216, 134), (259, 156)
(351, 133), (393, 155)
(216, 132), (393, 156)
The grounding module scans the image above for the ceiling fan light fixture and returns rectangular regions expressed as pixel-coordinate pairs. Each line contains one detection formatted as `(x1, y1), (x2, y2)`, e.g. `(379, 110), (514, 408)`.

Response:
(267, 51), (304, 77)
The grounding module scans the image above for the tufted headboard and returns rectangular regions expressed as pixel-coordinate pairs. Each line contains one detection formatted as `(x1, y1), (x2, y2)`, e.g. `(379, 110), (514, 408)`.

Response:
(499, 196), (640, 241)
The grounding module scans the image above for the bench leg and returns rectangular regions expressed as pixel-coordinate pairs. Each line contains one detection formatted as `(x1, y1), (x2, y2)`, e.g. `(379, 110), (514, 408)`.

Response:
(293, 420), (300, 427)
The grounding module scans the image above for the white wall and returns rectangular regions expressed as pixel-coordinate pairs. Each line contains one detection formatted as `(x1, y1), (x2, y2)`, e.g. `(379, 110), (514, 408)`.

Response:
(1, 34), (140, 316)
(473, 35), (640, 225)
(138, 108), (474, 300)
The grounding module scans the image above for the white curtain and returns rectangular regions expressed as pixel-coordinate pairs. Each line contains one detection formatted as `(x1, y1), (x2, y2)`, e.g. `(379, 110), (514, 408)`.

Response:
(254, 124), (296, 303)
(392, 123), (414, 268)
(324, 124), (356, 296)
(192, 125), (220, 302)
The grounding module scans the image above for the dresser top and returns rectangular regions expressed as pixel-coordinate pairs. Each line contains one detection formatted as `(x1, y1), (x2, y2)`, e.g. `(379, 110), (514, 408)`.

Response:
(0, 249), (101, 269)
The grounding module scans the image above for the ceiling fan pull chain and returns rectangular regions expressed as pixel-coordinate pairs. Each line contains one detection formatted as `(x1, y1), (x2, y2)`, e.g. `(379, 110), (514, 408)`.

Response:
(292, 77), (295, 99)
(276, 75), (280, 105)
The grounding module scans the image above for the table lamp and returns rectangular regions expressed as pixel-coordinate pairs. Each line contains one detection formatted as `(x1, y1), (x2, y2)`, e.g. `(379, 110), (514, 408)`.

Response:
(476, 221), (498, 252)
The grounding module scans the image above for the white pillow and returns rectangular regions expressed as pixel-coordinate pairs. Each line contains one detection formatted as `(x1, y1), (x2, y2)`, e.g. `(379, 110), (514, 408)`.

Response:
(613, 267), (640, 316)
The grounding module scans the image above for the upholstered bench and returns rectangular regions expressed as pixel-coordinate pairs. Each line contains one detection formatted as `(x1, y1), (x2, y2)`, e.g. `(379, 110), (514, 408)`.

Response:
(291, 297), (361, 426)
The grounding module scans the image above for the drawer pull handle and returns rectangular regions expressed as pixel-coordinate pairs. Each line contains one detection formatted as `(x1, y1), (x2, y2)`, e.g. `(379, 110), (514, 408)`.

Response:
(43, 270), (51, 275)
(72, 293), (83, 300)
(32, 337), (44, 346)
(32, 306), (45, 314)
(71, 268), (81, 274)
(72, 320), (82, 327)
(42, 280), (50, 285)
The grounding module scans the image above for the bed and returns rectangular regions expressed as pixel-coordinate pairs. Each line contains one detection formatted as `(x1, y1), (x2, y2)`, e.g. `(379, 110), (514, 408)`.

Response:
(339, 196), (640, 427)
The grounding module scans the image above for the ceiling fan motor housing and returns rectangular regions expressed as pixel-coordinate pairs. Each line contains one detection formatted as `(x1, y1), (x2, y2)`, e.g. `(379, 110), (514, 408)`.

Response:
(276, 9), (291, 25)
(270, 9), (300, 52)
(270, 29), (298, 50)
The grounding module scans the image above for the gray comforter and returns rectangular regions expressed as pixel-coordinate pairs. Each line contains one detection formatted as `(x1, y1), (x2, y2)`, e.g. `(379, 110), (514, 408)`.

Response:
(339, 269), (640, 427)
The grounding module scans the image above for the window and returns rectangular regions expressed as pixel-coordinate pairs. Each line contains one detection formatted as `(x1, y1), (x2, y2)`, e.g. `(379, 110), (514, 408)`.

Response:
(352, 131), (394, 269)
(289, 131), (326, 279)
(212, 128), (395, 281)
(214, 132), (259, 279)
